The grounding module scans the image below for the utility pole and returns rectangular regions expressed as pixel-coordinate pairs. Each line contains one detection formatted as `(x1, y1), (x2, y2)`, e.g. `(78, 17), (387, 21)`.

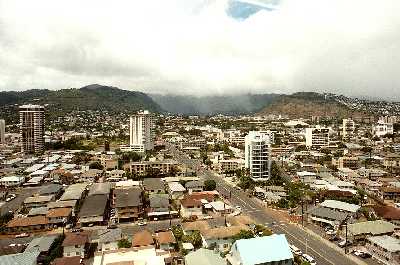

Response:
(345, 217), (349, 254)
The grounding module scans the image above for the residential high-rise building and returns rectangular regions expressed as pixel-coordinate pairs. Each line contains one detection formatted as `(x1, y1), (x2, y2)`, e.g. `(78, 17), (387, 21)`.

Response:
(19, 105), (45, 154)
(342, 118), (355, 139)
(245, 131), (272, 180)
(129, 110), (154, 152)
(372, 120), (394, 137)
(305, 126), (330, 148)
(0, 119), (5, 143)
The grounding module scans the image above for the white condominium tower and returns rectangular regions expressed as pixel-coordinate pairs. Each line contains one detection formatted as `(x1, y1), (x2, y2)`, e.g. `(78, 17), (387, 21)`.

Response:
(0, 119), (5, 143)
(245, 131), (272, 180)
(19, 104), (45, 154)
(305, 126), (330, 148)
(129, 110), (154, 152)
(342, 118), (355, 139)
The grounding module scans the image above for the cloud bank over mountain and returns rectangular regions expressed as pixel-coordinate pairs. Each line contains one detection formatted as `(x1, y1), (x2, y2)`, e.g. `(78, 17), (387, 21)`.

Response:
(0, 0), (399, 99)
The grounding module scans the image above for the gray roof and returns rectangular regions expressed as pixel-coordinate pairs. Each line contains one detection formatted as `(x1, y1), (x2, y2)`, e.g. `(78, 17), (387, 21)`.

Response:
(149, 194), (169, 210)
(27, 207), (48, 216)
(349, 220), (397, 236)
(185, 180), (204, 189)
(367, 235), (400, 252)
(115, 188), (142, 208)
(60, 183), (87, 201)
(143, 178), (165, 191)
(38, 184), (63, 196)
(185, 248), (226, 265)
(307, 206), (348, 222)
(88, 182), (111, 196)
(79, 194), (108, 217)
(25, 235), (58, 253)
(0, 249), (39, 265)
(320, 200), (360, 213)
(98, 228), (122, 243)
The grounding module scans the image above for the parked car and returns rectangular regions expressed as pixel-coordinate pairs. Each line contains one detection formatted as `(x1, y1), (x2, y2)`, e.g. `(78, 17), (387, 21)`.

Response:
(138, 221), (147, 226)
(302, 254), (316, 265)
(15, 233), (29, 238)
(289, 244), (302, 256)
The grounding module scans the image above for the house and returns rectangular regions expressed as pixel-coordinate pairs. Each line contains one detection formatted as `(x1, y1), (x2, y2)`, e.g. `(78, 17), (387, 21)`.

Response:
(0, 249), (39, 265)
(38, 184), (63, 197)
(24, 195), (55, 209)
(114, 188), (143, 222)
(132, 230), (154, 247)
(78, 194), (108, 227)
(319, 199), (360, 218)
(60, 183), (87, 202)
(180, 197), (203, 218)
(52, 256), (81, 265)
(88, 183), (111, 197)
(62, 232), (90, 258)
(46, 208), (72, 226)
(25, 235), (58, 262)
(0, 175), (25, 187)
(92, 246), (165, 265)
(373, 205), (400, 225)
(208, 201), (232, 215)
(185, 248), (226, 265)
(97, 228), (122, 252)
(348, 220), (397, 242)
(80, 169), (102, 182)
(27, 207), (48, 217)
(6, 216), (50, 234)
(167, 182), (186, 200)
(155, 231), (176, 251)
(227, 234), (293, 265)
(307, 206), (348, 227)
(185, 180), (204, 194)
(379, 187), (400, 203)
(366, 235), (400, 265)
(143, 178), (166, 194)
(147, 194), (171, 220)
(201, 225), (244, 252)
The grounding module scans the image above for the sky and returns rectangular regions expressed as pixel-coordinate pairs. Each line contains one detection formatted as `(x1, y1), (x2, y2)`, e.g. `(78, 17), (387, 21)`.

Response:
(0, 0), (399, 99)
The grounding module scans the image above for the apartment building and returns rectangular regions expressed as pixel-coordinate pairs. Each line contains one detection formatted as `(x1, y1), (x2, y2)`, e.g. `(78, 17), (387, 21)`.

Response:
(245, 131), (272, 180)
(305, 126), (330, 148)
(0, 119), (5, 143)
(19, 104), (45, 154)
(373, 120), (394, 137)
(124, 160), (177, 175)
(129, 110), (154, 151)
(343, 118), (355, 139)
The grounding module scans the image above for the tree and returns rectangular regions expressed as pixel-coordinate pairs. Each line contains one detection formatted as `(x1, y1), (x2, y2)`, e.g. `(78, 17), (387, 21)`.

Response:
(89, 161), (103, 170)
(232, 230), (254, 242)
(118, 238), (132, 249)
(204, 179), (217, 191)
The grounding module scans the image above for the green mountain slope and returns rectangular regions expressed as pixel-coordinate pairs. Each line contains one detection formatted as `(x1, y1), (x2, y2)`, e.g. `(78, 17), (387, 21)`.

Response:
(0, 84), (161, 112)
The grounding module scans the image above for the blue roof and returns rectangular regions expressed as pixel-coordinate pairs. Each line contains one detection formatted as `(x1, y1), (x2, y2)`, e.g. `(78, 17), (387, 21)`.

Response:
(235, 234), (293, 265)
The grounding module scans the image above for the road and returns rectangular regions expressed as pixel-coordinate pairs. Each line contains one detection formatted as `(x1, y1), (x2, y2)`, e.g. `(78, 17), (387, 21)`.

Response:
(1, 187), (39, 215)
(166, 143), (366, 265)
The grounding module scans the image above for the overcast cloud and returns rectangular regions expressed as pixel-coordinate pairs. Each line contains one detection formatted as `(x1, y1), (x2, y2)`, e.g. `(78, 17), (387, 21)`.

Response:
(0, 0), (399, 99)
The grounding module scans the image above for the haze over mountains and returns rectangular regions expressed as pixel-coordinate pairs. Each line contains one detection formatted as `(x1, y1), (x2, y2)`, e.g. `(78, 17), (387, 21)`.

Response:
(0, 84), (377, 118)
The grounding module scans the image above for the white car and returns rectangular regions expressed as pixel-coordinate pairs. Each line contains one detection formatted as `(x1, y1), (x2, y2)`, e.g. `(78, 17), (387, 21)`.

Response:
(15, 233), (29, 238)
(302, 254), (316, 265)
(289, 244), (302, 256)
(235, 206), (242, 211)
(138, 221), (147, 226)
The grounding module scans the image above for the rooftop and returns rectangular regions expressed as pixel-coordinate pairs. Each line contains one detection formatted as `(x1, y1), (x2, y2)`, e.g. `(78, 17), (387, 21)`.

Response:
(232, 234), (293, 265)
(320, 199), (360, 213)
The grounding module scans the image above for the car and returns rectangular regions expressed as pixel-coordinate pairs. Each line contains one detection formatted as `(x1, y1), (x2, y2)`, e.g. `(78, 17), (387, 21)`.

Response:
(15, 233), (29, 238)
(360, 252), (372, 258)
(235, 206), (242, 211)
(289, 244), (302, 256)
(65, 224), (73, 229)
(326, 230), (336, 235)
(338, 240), (351, 247)
(302, 254), (316, 265)
(138, 221), (147, 226)
(107, 224), (117, 229)
(72, 228), (83, 233)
